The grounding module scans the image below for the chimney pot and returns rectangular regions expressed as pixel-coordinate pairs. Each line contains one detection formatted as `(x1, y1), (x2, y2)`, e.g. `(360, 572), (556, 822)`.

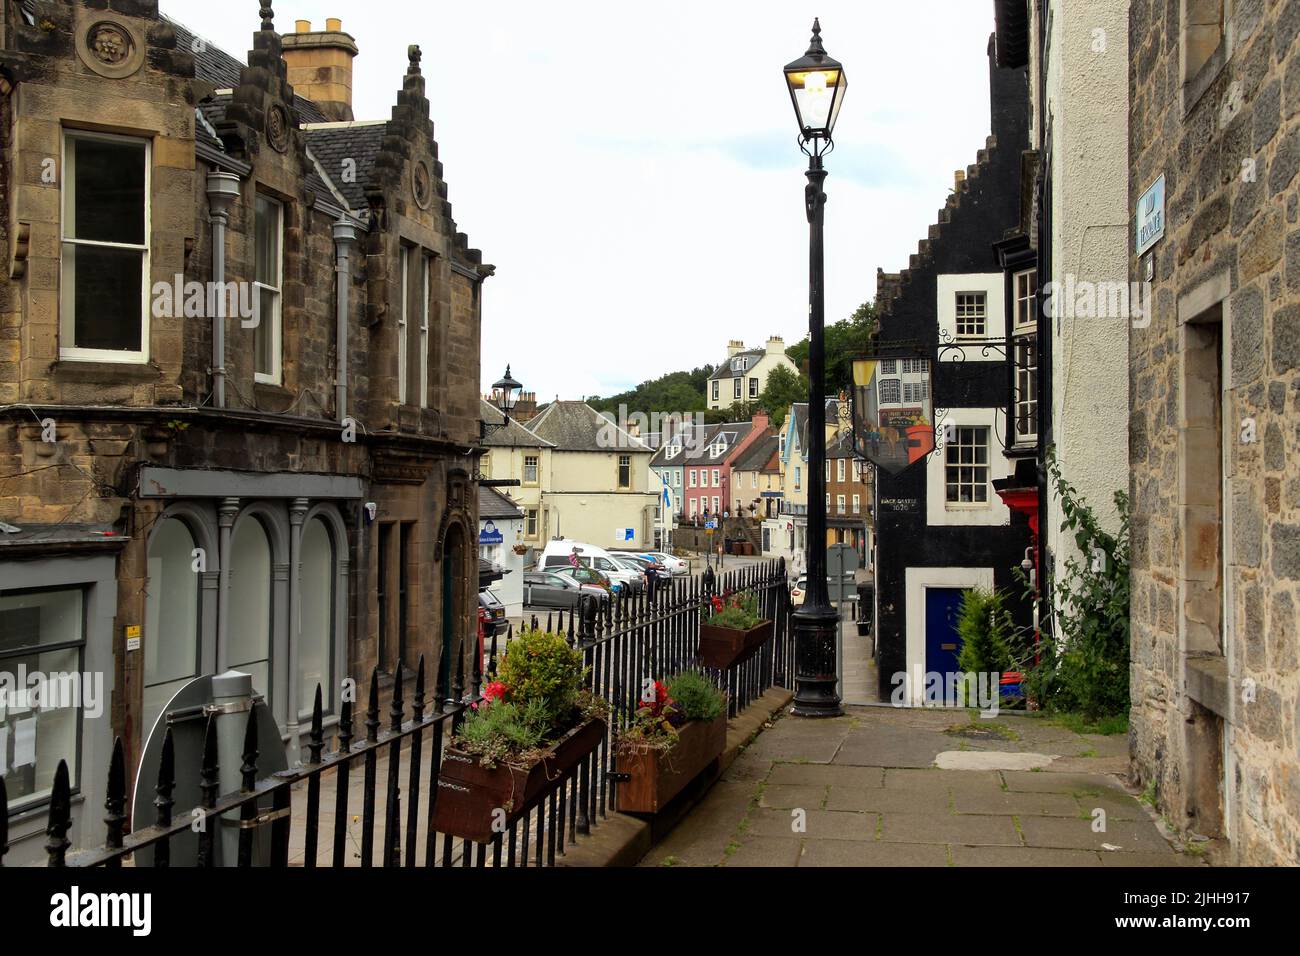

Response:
(295, 19), (311, 33)
(326, 18), (342, 31)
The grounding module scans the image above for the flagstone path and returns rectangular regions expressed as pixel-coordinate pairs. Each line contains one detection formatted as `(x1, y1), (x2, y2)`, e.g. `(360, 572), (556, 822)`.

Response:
(638, 705), (1208, 867)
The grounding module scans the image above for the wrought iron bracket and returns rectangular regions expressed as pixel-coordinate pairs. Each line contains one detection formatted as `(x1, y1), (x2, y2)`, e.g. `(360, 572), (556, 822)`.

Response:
(936, 328), (1008, 363)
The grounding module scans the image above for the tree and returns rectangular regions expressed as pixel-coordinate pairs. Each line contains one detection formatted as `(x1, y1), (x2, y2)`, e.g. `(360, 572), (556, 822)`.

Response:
(786, 300), (877, 395)
(587, 364), (715, 419)
(754, 364), (808, 428)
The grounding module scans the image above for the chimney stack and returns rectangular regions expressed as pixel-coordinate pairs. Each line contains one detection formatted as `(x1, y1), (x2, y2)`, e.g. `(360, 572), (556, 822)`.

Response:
(281, 18), (359, 122)
(727, 339), (745, 358)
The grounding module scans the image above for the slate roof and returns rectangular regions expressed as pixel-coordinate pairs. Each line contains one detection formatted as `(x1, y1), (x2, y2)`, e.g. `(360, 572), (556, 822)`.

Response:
(525, 401), (651, 453)
(648, 419), (712, 468)
(690, 422), (751, 465)
(709, 349), (766, 380)
(732, 434), (779, 473)
(481, 399), (554, 449)
(303, 124), (387, 212)
(478, 486), (524, 521)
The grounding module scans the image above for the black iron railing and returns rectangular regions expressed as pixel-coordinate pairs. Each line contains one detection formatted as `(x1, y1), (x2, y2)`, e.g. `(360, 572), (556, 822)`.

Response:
(1, 560), (791, 867)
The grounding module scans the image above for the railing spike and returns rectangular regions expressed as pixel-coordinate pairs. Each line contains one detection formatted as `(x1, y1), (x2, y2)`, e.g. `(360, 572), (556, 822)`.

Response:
(241, 706), (260, 792)
(153, 727), (176, 867)
(366, 667), (381, 743)
(103, 737), (127, 861)
(413, 654), (426, 723)
(308, 684), (325, 763)
(546, 612), (553, 633)
(45, 760), (72, 866)
(196, 715), (219, 867)
(390, 660), (405, 734)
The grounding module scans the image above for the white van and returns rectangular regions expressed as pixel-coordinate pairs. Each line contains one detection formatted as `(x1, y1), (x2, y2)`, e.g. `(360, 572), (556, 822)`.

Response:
(539, 539), (644, 592)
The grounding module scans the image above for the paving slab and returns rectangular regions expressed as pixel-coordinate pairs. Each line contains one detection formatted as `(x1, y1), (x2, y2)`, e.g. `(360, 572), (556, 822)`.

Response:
(934, 751), (1056, 771)
(826, 785), (951, 814)
(952, 789), (1083, 818)
(1018, 815), (1174, 853)
(1001, 770), (1124, 793)
(951, 845), (1103, 867)
(745, 807), (876, 842)
(878, 812), (1020, 847)
(799, 840), (949, 867)
(722, 836), (803, 867)
(759, 784), (828, 810)
(767, 762), (885, 788)
(883, 768), (1004, 793)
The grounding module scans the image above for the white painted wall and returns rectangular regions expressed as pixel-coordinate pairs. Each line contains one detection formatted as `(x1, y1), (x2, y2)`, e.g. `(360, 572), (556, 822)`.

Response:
(926, 407), (1015, 528)
(936, 273), (1006, 362)
(1042, 0), (1131, 583)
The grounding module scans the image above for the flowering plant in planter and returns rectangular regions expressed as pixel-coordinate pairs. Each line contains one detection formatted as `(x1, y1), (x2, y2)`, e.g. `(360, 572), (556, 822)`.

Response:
(614, 671), (728, 814)
(454, 628), (607, 769)
(707, 590), (762, 630)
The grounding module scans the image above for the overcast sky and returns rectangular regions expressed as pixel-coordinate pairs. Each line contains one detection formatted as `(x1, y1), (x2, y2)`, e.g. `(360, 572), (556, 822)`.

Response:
(163, 0), (997, 403)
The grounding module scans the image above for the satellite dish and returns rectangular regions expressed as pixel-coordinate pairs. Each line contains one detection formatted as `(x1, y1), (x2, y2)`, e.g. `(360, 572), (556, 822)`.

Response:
(131, 671), (288, 866)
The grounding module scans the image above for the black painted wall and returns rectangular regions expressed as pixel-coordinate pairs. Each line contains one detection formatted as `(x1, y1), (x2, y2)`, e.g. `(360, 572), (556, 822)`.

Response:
(871, 38), (1032, 699)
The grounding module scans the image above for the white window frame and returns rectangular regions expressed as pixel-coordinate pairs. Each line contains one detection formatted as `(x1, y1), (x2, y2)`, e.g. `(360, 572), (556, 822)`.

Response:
(749, 377), (759, 398)
(852, 459), (862, 482)
(59, 130), (152, 364)
(752, 472), (758, 489)
(618, 454), (632, 489)
(837, 494), (846, 515)
(955, 291), (987, 338)
(733, 378), (742, 400)
(837, 459), (845, 482)
(674, 471), (681, 488)
(852, 494), (860, 514)
(398, 245), (410, 404)
(523, 454), (539, 485)
(945, 426), (991, 506)
(419, 251), (431, 408)
(794, 466), (801, 491)
(878, 378), (902, 405)
(711, 468), (720, 487)
(711, 380), (719, 401)
(689, 498), (698, 518)
(1013, 269), (1037, 332)
(711, 496), (720, 514)
(688, 469), (697, 488)
(252, 194), (284, 385)
(526, 508), (538, 539)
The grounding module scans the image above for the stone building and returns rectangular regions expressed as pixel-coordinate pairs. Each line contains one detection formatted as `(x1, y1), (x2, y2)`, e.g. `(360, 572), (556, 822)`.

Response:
(0, 2), (490, 862)
(1127, 0), (1300, 864)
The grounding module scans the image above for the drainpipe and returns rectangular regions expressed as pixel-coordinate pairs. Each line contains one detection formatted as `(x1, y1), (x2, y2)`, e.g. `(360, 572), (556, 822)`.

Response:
(205, 172), (241, 408)
(216, 496), (240, 670)
(286, 497), (308, 767)
(332, 217), (357, 421)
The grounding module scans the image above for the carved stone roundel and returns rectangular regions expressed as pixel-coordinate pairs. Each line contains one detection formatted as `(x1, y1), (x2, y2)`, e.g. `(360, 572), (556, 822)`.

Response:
(76, 18), (146, 79)
(267, 104), (290, 153)
(413, 160), (432, 209)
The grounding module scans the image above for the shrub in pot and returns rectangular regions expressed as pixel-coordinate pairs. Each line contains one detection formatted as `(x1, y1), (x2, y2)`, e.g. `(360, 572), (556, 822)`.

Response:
(430, 628), (608, 842)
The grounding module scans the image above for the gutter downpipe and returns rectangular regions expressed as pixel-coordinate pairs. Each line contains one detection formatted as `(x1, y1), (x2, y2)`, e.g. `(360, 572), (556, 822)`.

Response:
(332, 217), (358, 421)
(205, 172), (241, 408)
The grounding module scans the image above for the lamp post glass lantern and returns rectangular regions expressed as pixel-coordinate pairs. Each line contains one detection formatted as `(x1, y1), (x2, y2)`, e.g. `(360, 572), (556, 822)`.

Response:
(785, 19), (844, 717)
(491, 365), (522, 421)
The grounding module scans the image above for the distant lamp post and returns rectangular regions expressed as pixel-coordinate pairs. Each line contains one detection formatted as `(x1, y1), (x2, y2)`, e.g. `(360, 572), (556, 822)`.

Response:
(491, 365), (523, 423)
(785, 19), (845, 717)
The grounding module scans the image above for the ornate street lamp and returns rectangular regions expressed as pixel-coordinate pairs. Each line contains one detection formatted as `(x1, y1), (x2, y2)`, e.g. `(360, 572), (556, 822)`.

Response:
(490, 365), (523, 424)
(785, 19), (845, 717)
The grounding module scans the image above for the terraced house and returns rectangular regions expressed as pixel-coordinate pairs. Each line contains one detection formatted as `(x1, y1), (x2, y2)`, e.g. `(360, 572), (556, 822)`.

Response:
(0, 1), (490, 862)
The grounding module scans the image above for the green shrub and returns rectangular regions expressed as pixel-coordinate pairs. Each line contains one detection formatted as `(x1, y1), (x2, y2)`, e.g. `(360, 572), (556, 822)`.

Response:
(707, 590), (763, 630)
(496, 627), (585, 721)
(456, 699), (551, 768)
(955, 588), (1015, 676)
(666, 670), (726, 721)
(1014, 449), (1130, 721)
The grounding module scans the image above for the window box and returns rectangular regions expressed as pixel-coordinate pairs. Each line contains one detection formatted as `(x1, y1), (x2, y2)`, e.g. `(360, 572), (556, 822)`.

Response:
(430, 715), (607, 843)
(696, 618), (772, 670)
(614, 711), (726, 814)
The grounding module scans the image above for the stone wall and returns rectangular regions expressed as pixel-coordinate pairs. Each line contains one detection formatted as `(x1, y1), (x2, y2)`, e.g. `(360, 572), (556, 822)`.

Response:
(1128, 0), (1300, 865)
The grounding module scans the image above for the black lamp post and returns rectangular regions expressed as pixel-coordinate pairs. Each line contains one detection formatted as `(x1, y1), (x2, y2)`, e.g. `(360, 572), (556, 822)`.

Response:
(785, 19), (846, 717)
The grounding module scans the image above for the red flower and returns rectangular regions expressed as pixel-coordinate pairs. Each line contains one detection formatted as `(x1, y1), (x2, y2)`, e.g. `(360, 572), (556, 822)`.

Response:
(483, 680), (508, 702)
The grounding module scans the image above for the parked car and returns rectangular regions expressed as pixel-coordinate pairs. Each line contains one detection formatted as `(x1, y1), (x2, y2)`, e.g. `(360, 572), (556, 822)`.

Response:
(478, 588), (508, 638)
(612, 549), (688, 575)
(549, 564), (622, 595)
(610, 553), (670, 582)
(523, 570), (609, 608)
(540, 539), (643, 592)
(790, 574), (857, 609)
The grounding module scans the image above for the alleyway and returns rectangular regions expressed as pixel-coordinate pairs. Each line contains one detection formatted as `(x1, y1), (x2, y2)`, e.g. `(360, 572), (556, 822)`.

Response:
(639, 706), (1204, 867)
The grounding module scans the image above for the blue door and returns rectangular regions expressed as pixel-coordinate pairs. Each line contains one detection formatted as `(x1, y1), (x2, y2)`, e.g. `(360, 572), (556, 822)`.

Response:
(925, 587), (967, 678)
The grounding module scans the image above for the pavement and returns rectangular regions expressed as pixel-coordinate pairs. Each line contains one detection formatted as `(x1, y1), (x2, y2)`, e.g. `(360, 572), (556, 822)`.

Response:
(637, 705), (1208, 867)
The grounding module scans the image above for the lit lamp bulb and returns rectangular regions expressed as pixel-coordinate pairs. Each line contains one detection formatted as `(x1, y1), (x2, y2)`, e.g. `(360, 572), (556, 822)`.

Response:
(804, 71), (828, 96)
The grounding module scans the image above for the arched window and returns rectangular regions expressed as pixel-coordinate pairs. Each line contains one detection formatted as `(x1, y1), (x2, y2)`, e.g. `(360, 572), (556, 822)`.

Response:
(144, 517), (200, 735)
(229, 516), (272, 704)
(299, 516), (335, 719)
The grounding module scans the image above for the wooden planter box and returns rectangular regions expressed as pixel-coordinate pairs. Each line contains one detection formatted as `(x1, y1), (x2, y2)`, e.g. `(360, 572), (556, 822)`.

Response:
(614, 711), (727, 814)
(697, 619), (773, 670)
(431, 716), (606, 843)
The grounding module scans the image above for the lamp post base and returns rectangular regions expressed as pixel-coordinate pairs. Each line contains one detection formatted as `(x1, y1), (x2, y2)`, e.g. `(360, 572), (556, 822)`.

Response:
(790, 601), (843, 717)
